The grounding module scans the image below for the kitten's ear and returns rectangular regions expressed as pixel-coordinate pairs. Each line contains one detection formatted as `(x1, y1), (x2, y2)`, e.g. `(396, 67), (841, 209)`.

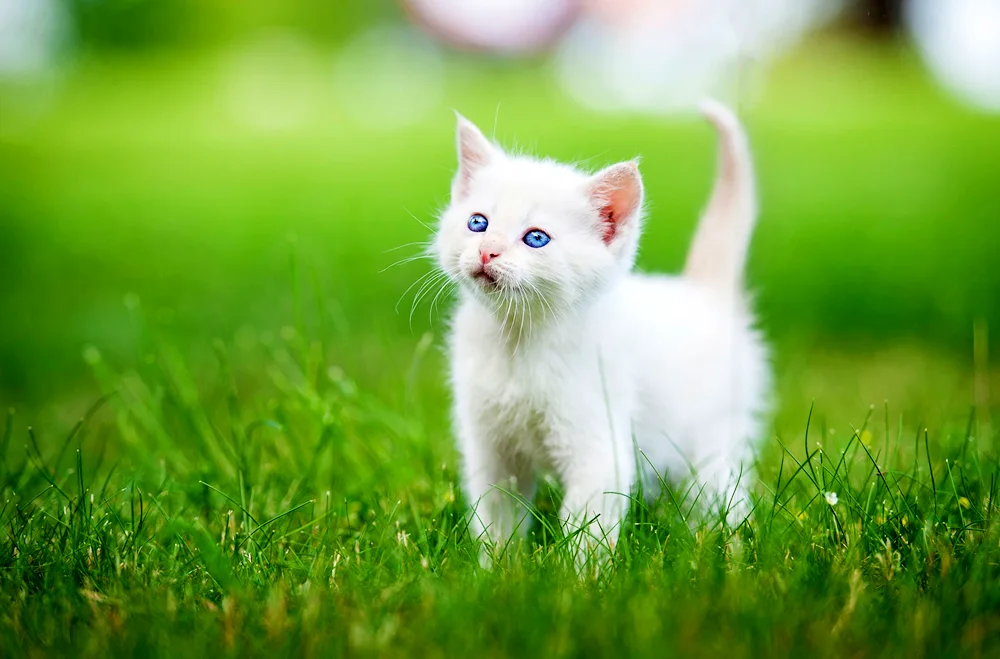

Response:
(588, 161), (643, 245)
(452, 113), (495, 199)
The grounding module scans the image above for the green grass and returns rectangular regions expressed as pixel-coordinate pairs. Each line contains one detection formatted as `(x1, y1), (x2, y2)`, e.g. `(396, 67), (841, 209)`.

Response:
(1, 332), (998, 657)
(1, 36), (1000, 657)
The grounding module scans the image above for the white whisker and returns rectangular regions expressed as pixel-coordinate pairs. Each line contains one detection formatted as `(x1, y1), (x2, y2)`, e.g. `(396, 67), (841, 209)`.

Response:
(403, 207), (435, 232)
(410, 270), (452, 328)
(396, 270), (438, 314)
(379, 253), (433, 273)
(428, 277), (456, 324)
(520, 291), (527, 348)
(383, 240), (432, 255)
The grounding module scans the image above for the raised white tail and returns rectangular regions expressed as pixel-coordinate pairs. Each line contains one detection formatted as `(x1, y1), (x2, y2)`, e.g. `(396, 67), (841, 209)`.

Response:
(683, 99), (757, 299)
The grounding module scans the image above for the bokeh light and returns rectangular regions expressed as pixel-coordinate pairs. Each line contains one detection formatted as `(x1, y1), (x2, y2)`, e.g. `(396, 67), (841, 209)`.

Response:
(333, 24), (444, 129)
(403, 0), (580, 53)
(222, 31), (322, 132)
(906, 0), (1000, 112)
(0, 0), (67, 77)
(555, 0), (841, 113)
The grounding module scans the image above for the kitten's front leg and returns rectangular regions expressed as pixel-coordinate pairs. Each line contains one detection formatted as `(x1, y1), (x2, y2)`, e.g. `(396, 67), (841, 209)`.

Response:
(461, 435), (536, 567)
(555, 433), (635, 574)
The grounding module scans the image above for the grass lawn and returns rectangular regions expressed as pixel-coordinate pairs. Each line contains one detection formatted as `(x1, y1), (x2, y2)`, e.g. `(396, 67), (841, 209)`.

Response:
(1, 36), (999, 657)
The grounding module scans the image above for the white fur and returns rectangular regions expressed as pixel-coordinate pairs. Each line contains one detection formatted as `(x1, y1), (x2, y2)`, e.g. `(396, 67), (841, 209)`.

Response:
(433, 101), (770, 568)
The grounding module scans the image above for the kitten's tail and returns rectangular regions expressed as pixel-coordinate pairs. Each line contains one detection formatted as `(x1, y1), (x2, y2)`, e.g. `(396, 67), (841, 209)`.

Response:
(683, 99), (757, 300)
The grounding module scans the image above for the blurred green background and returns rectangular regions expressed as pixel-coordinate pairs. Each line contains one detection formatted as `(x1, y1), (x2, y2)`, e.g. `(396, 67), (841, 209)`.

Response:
(1, 0), (999, 440)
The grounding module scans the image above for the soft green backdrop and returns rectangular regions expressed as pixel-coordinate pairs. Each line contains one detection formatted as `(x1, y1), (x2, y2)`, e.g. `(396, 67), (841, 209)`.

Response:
(2, 37), (999, 425)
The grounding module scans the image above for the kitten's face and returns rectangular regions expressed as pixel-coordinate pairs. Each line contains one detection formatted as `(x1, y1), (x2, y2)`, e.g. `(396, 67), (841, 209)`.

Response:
(435, 116), (643, 319)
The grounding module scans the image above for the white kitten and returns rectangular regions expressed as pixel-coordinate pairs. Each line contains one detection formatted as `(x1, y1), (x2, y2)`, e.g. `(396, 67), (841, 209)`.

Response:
(434, 101), (770, 569)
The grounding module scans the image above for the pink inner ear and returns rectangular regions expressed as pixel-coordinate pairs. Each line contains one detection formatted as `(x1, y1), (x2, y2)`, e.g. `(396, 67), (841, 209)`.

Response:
(599, 204), (618, 243)
(454, 119), (493, 199)
(459, 130), (489, 174)
(592, 163), (641, 245)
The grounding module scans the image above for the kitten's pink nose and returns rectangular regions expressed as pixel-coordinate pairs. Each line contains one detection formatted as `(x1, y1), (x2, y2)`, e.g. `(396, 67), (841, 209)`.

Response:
(480, 247), (501, 264)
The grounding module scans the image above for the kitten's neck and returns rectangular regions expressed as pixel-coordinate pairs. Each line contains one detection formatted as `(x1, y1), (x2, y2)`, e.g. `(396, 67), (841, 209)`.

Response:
(460, 284), (608, 354)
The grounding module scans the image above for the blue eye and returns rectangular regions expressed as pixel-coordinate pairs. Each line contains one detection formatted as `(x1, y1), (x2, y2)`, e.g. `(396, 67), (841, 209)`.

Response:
(523, 229), (551, 248)
(467, 214), (488, 232)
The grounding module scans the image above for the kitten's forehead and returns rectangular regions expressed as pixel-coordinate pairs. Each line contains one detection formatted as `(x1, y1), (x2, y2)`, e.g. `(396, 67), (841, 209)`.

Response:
(468, 155), (589, 212)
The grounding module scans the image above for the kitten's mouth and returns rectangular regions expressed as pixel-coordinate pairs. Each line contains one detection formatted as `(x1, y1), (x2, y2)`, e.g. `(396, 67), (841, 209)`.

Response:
(472, 267), (499, 289)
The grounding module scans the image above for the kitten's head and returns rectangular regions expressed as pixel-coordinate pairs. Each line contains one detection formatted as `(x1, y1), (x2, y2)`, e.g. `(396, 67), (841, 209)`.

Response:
(434, 115), (644, 319)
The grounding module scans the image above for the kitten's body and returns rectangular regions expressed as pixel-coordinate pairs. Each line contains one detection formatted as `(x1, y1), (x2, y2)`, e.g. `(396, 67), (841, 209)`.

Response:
(435, 102), (769, 565)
